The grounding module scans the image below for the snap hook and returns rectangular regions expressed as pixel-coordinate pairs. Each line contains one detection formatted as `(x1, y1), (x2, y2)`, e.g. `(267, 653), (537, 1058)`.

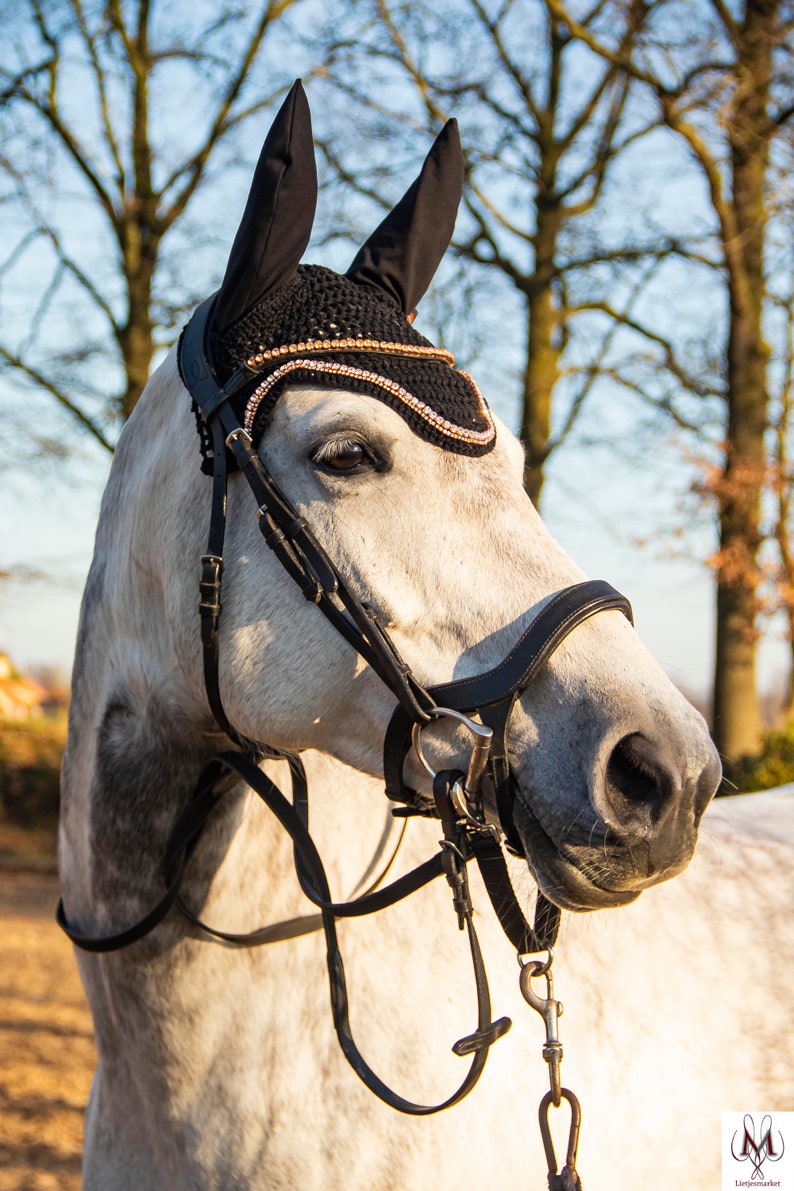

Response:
(539, 1087), (582, 1190)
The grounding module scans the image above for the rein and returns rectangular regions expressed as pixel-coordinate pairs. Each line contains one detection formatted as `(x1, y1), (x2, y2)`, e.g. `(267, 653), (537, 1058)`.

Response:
(58, 293), (633, 1134)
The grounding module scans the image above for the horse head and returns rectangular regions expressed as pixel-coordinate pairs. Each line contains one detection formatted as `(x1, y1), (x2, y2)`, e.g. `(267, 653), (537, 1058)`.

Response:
(99, 81), (720, 921)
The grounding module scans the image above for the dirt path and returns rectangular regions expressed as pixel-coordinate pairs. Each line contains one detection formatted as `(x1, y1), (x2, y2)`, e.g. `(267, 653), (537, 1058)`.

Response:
(0, 871), (94, 1191)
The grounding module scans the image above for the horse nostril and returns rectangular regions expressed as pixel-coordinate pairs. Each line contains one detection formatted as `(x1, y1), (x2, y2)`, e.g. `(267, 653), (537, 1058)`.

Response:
(605, 733), (675, 826)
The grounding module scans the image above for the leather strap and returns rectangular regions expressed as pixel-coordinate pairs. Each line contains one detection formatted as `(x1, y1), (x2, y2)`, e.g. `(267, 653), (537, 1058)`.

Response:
(431, 581), (633, 711)
(470, 834), (560, 953)
(56, 759), (228, 952)
(383, 579), (633, 811)
(218, 412), (434, 724)
(197, 419), (255, 752)
(178, 293), (260, 418)
(60, 751), (514, 1114)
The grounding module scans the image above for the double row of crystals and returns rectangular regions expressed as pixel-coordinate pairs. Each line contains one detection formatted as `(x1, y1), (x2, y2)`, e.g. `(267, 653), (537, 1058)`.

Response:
(245, 337), (456, 370)
(242, 341), (496, 447)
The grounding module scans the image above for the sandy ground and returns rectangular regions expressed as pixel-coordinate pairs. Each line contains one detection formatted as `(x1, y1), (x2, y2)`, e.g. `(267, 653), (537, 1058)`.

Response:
(0, 871), (93, 1191)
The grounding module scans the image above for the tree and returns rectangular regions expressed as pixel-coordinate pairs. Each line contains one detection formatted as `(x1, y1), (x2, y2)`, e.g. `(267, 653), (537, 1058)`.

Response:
(0, 0), (315, 457)
(545, 0), (794, 771)
(321, 0), (707, 504)
(758, 247), (794, 718)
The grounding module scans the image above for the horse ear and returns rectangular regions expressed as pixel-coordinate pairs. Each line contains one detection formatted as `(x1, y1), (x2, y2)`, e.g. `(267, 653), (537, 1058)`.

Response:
(346, 120), (464, 314)
(212, 80), (318, 335)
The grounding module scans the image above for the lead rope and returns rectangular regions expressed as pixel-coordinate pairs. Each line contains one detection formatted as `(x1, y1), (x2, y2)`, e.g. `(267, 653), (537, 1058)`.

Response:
(520, 950), (583, 1189)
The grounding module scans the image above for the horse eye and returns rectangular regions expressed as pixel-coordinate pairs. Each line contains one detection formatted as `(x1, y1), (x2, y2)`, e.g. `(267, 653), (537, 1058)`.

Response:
(312, 439), (378, 473)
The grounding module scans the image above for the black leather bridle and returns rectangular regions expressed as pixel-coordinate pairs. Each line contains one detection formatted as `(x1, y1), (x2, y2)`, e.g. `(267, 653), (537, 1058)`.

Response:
(58, 294), (633, 1115)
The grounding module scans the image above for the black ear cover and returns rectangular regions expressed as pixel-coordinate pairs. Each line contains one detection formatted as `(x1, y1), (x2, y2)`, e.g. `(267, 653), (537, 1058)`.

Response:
(346, 120), (464, 313)
(212, 80), (318, 335)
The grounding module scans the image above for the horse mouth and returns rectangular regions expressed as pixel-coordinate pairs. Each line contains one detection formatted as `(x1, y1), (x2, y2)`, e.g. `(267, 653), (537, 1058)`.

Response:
(513, 793), (646, 912)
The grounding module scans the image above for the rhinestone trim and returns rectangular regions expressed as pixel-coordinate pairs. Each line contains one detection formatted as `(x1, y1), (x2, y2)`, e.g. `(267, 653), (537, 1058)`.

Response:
(242, 359), (496, 445)
(246, 338), (455, 370)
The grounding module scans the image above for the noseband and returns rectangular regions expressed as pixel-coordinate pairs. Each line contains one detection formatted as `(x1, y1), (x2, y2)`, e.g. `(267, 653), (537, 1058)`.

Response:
(58, 294), (633, 1116)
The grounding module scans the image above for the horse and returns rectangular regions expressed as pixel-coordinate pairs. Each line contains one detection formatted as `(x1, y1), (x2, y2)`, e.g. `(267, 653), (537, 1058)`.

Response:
(57, 80), (788, 1190)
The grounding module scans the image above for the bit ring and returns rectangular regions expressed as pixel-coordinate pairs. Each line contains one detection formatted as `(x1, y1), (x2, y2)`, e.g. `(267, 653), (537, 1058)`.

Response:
(411, 708), (494, 804)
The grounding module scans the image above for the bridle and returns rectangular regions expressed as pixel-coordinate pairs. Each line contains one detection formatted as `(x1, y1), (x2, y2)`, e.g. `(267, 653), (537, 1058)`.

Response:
(58, 293), (633, 1130)
(179, 294), (633, 844)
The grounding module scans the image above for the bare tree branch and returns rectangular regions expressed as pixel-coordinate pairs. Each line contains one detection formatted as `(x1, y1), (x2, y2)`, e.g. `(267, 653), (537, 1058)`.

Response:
(0, 347), (114, 452)
(160, 1), (303, 228)
(69, 0), (126, 191)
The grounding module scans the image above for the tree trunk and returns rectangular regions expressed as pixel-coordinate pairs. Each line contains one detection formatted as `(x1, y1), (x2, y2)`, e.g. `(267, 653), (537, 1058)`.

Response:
(118, 221), (156, 420)
(711, 0), (774, 773)
(520, 113), (563, 508)
(521, 270), (560, 506)
(118, 9), (157, 421)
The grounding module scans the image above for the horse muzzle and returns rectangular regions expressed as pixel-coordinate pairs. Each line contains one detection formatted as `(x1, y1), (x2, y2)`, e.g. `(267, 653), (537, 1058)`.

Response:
(511, 729), (722, 911)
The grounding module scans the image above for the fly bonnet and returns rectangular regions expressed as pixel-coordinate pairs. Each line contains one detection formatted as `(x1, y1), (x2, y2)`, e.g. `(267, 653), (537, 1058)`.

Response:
(183, 80), (496, 465)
